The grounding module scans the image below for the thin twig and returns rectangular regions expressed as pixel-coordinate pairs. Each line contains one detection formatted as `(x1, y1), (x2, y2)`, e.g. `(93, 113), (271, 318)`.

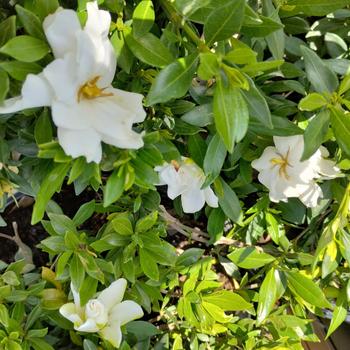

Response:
(159, 206), (244, 247)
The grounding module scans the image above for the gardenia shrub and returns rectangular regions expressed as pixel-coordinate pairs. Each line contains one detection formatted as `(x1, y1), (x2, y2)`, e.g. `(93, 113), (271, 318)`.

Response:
(0, 0), (349, 349)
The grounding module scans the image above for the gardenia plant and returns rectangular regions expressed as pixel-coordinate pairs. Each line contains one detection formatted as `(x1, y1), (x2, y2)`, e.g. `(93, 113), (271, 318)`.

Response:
(252, 135), (340, 207)
(0, 2), (146, 163)
(0, 0), (349, 349)
(155, 157), (218, 213)
(59, 279), (143, 348)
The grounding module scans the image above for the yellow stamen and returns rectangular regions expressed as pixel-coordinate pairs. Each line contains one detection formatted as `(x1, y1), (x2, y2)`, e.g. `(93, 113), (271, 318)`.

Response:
(270, 154), (290, 179)
(171, 160), (180, 171)
(77, 76), (113, 102)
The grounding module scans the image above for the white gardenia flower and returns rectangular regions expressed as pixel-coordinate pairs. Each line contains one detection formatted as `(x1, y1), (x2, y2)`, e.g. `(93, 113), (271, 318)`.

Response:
(252, 135), (340, 208)
(60, 278), (143, 348)
(155, 157), (219, 213)
(0, 2), (146, 163)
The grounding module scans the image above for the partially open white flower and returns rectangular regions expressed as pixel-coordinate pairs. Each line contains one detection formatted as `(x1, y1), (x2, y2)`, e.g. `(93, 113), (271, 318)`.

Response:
(0, 2), (146, 163)
(59, 278), (143, 348)
(252, 135), (339, 208)
(155, 157), (219, 213)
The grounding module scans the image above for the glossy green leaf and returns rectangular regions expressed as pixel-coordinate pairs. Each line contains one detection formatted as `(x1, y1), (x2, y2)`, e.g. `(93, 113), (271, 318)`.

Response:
(326, 289), (347, 338)
(228, 247), (275, 269)
(213, 78), (249, 153)
(204, 0), (245, 45)
(202, 290), (252, 311)
(300, 46), (338, 93)
(257, 268), (281, 324)
(0, 70), (9, 104)
(0, 16), (16, 47)
(0, 61), (42, 81)
(302, 110), (330, 160)
(125, 31), (174, 68)
(15, 5), (45, 40)
(146, 53), (198, 105)
(215, 177), (242, 222)
(241, 77), (273, 128)
(139, 248), (159, 280)
(32, 162), (70, 224)
(286, 270), (331, 308)
(132, 0), (155, 37)
(330, 106), (350, 155)
(299, 93), (328, 111)
(103, 168), (126, 207)
(0, 35), (50, 62)
(284, 0), (350, 16)
(203, 133), (227, 179)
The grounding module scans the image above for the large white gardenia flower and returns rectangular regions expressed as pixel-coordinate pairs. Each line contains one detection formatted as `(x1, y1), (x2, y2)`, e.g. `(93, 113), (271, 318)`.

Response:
(155, 157), (219, 213)
(252, 135), (339, 208)
(0, 2), (146, 163)
(60, 278), (143, 348)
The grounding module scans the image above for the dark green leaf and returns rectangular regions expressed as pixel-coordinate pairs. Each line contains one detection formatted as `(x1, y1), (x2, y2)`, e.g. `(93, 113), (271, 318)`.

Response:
(228, 247), (275, 269)
(0, 16), (16, 47)
(103, 168), (126, 207)
(213, 78), (249, 152)
(0, 61), (42, 81)
(302, 110), (330, 160)
(0, 35), (50, 62)
(0, 70), (9, 104)
(204, 0), (245, 45)
(203, 133), (226, 179)
(32, 163), (70, 224)
(285, 270), (331, 308)
(132, 0), (155, 38)
(146, 53), (198, 105)
(330, 106), (350, 155)
(215, 177), (242, 222)
(125, 31), (174, 68)
(15, 5), (45, 40)
(300, 46), (338, 93)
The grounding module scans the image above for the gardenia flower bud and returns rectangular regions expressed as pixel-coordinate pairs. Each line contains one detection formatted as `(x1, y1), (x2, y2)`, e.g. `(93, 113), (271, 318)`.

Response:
(59, 278), (143, 348)
(155, 157), (219, 213)
(252, 135), (339, 207)
(0, 2), (146, 163)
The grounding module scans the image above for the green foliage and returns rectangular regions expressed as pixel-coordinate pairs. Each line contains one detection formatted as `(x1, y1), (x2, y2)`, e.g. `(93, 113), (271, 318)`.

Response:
(0, 0), (349, 349)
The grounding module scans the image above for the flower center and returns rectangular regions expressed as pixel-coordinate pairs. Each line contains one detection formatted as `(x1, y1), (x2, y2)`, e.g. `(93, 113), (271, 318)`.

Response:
(77, 76), (113, 102)
(171, 160), (180, 171)
(270, 151), (291, 179)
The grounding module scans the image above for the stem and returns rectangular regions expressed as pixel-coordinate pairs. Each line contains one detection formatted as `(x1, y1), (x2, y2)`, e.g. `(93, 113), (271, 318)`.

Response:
(158, 0), (210, 52)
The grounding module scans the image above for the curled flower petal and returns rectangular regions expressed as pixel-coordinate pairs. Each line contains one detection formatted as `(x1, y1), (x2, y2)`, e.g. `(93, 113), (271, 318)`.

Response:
(99, 321), (122, 348)
(57, 128), (102, 163)
(43, 8), (81, 58)
(109, 300), (144, 325)
(75, 318), (100, 333)
(59, 303), (82, 325)
(97, 278), (127, 311)
(0, 74), (52, 114)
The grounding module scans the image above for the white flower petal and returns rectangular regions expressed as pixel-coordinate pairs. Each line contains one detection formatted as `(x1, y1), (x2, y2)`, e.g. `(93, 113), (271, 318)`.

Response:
(99, 321), (122, 348)
(97, 279), (127, 311)
(273, 135), (304, 163)
(181, 189), (206, 213)
(43, 55), (78, 104)
(203, 187), (219, 208)
(251, 147), (279, 171)
(0, 73), (52, 114)
(52, 100), (92, 130)
(85, 1), (111, 39)
(59, 303), (82, 324)
(99, 129), (144, 150)
(76, 30), (116, 88)
(57, 127), (102, 163)
(43, 8), (81, 58)
(112, 88), (146, 123)
(70, 282), (80, 306)
(75, 318), (100, 333)
(109, 300), (144, 325)
(298, 183), (323, 208)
